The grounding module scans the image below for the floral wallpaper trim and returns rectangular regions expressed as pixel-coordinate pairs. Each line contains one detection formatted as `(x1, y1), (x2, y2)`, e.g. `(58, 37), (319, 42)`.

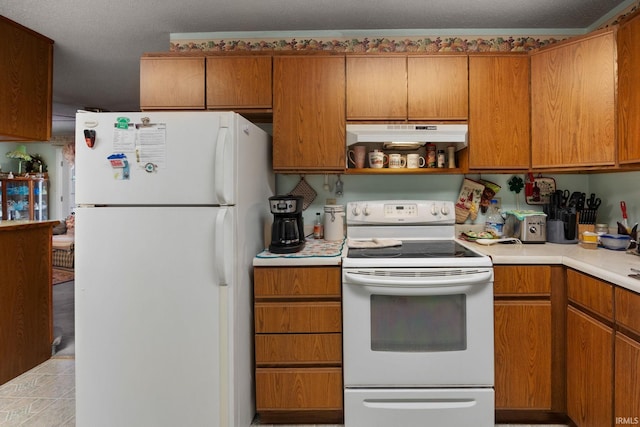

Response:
(172, 35), (561, 53)
(170, 2), (639, 54)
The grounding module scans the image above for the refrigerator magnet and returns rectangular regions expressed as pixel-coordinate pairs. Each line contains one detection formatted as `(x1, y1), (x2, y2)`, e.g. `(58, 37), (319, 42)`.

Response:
(107, 153), (130, 180)
(84, 129), (96, 148)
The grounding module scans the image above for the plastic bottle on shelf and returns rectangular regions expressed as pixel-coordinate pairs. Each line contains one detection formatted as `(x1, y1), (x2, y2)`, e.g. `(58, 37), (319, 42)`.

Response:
(313, 212), (324, 239)
(484, 199), (504, 238)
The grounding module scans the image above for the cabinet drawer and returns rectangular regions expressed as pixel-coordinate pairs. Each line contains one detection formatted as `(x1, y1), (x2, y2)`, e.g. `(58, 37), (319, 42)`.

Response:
(494, 265), (551, 295)
(616, 287), (640, 335)
(567, 269), (613, 320)
(254, 267), (341, 299)
(256, 368), (343, 410)
(255, 333), (342, 366)
(255, 302), (342, 333)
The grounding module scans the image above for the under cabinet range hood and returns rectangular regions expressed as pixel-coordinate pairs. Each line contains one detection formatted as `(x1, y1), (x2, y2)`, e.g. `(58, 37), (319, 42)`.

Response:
(346, 123), (468, 150)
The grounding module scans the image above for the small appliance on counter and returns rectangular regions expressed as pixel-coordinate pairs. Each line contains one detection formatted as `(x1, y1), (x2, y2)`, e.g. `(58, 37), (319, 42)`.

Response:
(503, 210), (547, 243)
(269, 195), (305, 253)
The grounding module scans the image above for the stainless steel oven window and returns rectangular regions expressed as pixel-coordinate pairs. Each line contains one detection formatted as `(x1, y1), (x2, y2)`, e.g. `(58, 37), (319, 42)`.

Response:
(370, 294), (467, 352)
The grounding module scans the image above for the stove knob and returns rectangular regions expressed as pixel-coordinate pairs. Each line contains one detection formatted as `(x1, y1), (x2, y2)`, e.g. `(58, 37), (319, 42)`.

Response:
(431, 203), (438, 216)
(363, 205), (371, 216)
(352, 205), (361, 216)
(441, 204), (451, 216)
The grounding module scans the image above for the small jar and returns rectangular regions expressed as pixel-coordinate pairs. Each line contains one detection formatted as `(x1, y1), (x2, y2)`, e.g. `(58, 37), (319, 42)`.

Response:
(437, 150), (445, 168)
(595, 223), (609, 235)
(426, 144), (437, 168)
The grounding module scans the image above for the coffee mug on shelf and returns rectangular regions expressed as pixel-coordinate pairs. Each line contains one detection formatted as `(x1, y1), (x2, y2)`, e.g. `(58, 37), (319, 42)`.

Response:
(388, 153), (406, 168)
(348, 145), (366, 168)
(406, 153), (426, 168)
(368, 150), (388, 168)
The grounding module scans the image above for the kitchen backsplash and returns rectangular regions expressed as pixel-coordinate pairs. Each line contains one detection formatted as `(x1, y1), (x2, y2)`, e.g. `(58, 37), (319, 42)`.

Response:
(276, 172), (640, 232)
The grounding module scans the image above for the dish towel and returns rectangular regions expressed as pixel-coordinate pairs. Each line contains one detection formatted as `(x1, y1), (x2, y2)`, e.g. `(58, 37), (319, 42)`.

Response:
(347, 238), (403, 249)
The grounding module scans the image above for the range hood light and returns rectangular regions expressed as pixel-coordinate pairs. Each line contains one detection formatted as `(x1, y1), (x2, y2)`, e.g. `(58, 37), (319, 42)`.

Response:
(346, 123), (468, 150)
(382, 141), (425, 150)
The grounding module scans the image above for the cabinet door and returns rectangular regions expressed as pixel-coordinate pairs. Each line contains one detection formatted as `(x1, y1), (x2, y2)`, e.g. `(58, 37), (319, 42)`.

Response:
(254, 266), (341, 299)
(206, 56), (272, 109)
(255, 333), (342, 366)
(256, 368), (343, 410)
(494, 301), (552, 409)
(346, 56), (406, 120)
(494, 265), (550, 296)
(618, 13), (640, 164)
(531, 30), (615, 168)
(255, 302), (342, 333)
(469, 55), (530, 170)
(408, 56), (468, 120)
(273, 56), (346, 171)
(615, 287), (640, 336)
(0, 16), (53, 141)
(567, 306), (613, 427)
(567, 269), (614, 320)
(615, 334), (640, 425)
(140, 57), (205, 109)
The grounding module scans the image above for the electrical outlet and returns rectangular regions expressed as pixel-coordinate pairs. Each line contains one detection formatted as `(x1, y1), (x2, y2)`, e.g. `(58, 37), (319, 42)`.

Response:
(492, 197), (502, 209)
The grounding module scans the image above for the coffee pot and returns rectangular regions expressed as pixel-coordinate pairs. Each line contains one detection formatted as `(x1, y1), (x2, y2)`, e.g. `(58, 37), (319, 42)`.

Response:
(268, 195), (305, 253)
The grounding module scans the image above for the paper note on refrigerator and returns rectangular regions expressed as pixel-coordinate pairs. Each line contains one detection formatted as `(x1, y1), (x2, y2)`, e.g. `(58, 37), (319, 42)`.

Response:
(135, 123), (166, 168)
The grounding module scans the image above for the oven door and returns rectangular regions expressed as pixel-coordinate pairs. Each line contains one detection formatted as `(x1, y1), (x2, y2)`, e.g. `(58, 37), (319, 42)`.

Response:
(342, 267), (494, 387)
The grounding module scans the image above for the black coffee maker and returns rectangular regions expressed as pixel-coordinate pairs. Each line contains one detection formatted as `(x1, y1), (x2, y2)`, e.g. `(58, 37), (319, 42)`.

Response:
(269, 195), (305, 253)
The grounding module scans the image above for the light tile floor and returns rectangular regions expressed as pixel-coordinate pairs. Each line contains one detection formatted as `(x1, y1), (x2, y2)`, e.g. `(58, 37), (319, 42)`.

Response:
(0, 357), (75, 426)
(0, 358), (568, 427)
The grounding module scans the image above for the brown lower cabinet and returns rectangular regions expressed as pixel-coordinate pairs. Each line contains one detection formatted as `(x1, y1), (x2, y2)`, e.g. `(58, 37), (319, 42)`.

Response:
(253, 266), (343, 424)
(614, 287), (640, 426)
(493, 265), (566, 423)
(566, 269), (614, 427)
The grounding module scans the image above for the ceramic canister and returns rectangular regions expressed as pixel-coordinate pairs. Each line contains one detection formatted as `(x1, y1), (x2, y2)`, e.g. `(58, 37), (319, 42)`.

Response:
(323, 205), (345, 241)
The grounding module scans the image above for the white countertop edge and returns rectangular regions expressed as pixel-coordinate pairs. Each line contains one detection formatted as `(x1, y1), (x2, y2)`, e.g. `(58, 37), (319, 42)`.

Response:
(463, 240), (640, 294)
(252, 255), (343, 267)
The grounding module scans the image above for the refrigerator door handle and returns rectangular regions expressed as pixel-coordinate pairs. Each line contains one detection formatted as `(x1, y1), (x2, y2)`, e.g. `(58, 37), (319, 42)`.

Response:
(214, 127), (231, 204)
(215, 208), (229, 286)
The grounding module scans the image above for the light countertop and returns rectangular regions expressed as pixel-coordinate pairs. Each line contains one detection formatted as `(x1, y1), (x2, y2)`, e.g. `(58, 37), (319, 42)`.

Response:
(253, 233), (640, 294)
(253, 237), (345, 267)
(462, 239), (640, 294)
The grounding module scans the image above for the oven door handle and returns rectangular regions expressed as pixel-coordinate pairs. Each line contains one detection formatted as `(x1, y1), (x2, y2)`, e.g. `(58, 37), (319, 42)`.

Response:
(343, 270), (492, 289)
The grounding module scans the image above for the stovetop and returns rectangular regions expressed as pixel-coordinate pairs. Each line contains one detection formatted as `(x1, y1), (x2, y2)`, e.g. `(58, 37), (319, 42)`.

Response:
(344, 200), (492, 269)
(346, 240), (481, 259)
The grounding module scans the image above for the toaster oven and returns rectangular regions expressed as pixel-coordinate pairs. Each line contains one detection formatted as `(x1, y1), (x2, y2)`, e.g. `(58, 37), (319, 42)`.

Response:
(503, 212), (547, 243)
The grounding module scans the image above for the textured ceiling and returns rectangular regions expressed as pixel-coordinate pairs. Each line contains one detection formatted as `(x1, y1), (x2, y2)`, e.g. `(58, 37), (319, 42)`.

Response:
(0, 0), (635, 136)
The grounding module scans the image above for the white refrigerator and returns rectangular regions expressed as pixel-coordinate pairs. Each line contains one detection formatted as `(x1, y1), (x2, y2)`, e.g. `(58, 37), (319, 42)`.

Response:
(74, 111), (274, 427)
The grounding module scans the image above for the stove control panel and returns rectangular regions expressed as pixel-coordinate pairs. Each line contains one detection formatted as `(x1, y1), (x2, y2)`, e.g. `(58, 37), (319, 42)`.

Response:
(347, 200), (455, 225)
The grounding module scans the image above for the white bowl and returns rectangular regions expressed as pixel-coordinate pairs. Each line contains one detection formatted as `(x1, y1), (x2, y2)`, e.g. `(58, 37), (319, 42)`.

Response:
(600, 234), (631, 250)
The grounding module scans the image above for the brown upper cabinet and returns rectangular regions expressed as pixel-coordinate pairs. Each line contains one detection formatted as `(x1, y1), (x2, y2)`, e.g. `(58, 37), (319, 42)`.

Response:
(468, 54), (530, 170)
(617, 11), (640, 165)
(346, 55), (468, 121)
(140, 56), (206, 110)
(0, 16), (53, 141)
(206, 56), (272, 110)
(530, 29), (616, 169)
(140, 54), (273, 113)
(273, 55), (346, 172)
